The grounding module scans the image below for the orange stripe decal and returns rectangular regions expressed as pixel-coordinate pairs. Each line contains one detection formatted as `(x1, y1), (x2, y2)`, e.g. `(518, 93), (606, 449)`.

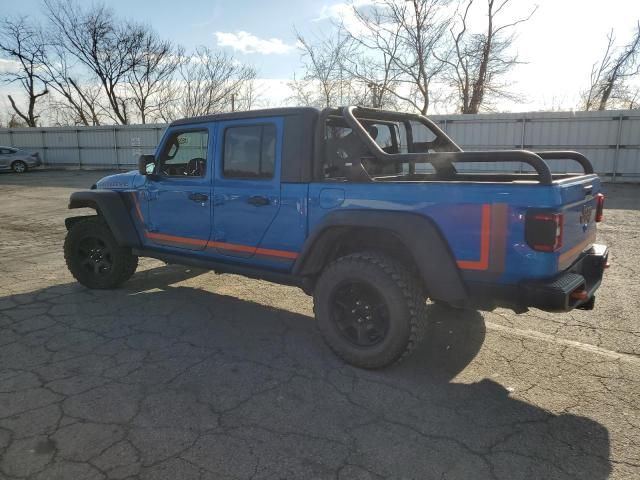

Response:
(146, 231), (208, 247)
(255, 246), (299, 259)
(558, 230), (596, 269)
(145, 231), (298, 259)
(207, 240), (255, 254)
(207, 241), (299, 259)
(456, 204), (492, 271)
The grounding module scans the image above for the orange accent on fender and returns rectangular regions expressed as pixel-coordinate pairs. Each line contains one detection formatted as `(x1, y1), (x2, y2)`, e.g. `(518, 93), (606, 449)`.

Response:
(144, 231), (299, 259)
(456, 204), (492, 271)
(130, 192), (144, 222)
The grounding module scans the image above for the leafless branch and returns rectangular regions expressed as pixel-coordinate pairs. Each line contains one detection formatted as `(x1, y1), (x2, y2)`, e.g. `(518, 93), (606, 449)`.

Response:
(442, 0), (536, 114)
(0, 16), (49, 126)
(582, 22), (640, 111)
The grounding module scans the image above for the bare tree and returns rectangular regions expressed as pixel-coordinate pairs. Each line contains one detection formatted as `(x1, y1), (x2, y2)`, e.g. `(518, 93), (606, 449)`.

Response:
(583, 24), (640, 111)
(337, 9), (403, 109)
(440, 0), (536, 113)
(157, 47), (256, 121)
(0, 17), (49, 127)
(35, 40), (103, 125)
(128, 32), (183, 124)
(344, 0), (451, 114)
(44, 79), (104, 126)
(290, 30), (363, 108)
(232, 78), (261, 111)
(44, 0), (145, 124)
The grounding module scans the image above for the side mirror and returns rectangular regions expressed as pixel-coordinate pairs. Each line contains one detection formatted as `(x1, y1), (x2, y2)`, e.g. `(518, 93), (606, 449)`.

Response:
(138, 154), (155, 175)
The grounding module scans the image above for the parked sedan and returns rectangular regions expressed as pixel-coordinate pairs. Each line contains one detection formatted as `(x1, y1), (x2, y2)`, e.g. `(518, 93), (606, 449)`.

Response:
(0, 146), (42, 173)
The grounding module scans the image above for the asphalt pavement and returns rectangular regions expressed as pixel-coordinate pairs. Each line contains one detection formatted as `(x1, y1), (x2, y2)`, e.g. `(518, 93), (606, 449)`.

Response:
(0, 170), (638, 479)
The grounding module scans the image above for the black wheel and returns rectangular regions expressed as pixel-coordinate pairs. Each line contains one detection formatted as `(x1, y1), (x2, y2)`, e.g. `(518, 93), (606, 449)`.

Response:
(11, 160), (27, 173)
(314, 251), (427, 369)
(64, 217), (138, 289)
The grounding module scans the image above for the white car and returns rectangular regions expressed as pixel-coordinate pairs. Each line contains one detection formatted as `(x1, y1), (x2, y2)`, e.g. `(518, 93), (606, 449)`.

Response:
(0, 146), (42, 173)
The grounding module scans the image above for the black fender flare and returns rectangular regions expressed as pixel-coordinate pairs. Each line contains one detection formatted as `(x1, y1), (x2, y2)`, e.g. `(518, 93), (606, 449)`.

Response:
(293, 210), (468, 304)
(67, 190), (141, 247)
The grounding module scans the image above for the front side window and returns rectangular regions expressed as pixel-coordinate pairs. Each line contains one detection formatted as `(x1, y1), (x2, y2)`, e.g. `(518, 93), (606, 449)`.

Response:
(223, 124), (276, 179)
(157, 130), (208, 177)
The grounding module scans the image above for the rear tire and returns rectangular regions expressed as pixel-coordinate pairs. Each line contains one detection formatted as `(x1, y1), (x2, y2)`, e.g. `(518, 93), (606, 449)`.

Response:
(313, 251), (427, 369)
(11, 161), (27, 173)
(64, 217), (138, 289)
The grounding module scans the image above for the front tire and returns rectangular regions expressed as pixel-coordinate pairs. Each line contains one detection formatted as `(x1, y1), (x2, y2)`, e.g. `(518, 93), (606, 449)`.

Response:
(314, 251), (427, 369)
(64, 217), (138, 289)
(11, 160), (27, 173)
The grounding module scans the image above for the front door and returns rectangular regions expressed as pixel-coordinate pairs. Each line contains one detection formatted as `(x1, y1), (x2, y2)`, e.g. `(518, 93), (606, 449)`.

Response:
(212, 118), (282, 258)
(145, 127), (212, 251)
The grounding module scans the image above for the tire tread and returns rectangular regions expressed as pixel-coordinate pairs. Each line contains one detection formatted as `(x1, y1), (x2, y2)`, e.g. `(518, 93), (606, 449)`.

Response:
(314, 250), (427, 368)
(64, 217), (138, 289)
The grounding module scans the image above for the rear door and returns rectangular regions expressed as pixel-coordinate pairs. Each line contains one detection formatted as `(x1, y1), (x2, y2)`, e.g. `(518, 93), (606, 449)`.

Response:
(212, 117), (282, 258)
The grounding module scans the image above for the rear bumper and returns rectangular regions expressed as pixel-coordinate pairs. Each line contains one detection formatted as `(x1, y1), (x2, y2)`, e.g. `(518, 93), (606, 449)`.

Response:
(521, 244), (608, 312)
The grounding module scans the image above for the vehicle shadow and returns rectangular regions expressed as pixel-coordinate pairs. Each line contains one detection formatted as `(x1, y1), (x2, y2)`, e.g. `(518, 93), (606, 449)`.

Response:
(0, 265), (611, 479)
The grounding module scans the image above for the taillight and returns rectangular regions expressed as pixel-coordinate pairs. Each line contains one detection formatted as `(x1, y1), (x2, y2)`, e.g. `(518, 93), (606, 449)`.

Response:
(595, 193), (605, 222)
(525, 211), (564, 252)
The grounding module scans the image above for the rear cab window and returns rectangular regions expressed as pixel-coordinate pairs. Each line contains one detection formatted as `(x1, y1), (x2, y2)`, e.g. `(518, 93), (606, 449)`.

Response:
(322, 120), (405, 180)
(223, 124), (276, 179)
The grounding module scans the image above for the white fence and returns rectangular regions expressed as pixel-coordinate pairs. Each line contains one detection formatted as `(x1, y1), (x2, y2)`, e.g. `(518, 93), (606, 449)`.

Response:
(0, 124), (165, 170)
(1, 109), (639, 181)
(431, 110), (639, 181)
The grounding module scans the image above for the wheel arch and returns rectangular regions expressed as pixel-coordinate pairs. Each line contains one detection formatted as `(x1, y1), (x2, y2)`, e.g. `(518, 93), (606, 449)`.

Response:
(67, 190), (141, 248)
(293, 210), (468, 304)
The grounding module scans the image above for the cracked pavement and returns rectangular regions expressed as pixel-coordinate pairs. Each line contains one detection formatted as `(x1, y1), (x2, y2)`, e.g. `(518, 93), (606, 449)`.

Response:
(0, 170), (638, 480)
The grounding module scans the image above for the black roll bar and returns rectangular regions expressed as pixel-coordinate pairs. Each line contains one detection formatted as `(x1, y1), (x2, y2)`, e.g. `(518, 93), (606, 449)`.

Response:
(348, 106), (463, 153)
(535, 151), (594, 174)
(342, 106), (555, 185)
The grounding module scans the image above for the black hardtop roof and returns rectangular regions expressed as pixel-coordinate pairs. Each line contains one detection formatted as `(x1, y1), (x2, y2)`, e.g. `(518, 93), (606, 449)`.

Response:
(170, 107), (320, 127)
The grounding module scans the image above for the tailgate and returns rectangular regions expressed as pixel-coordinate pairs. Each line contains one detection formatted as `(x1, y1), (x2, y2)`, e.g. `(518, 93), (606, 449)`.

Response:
(556, 176), (601, 270)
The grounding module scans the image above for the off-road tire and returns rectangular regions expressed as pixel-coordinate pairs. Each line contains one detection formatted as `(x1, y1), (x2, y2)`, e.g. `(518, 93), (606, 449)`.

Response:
(11, 160), (27, 173)
(314, 251), (427, 369)
(64, 217), (138, 289)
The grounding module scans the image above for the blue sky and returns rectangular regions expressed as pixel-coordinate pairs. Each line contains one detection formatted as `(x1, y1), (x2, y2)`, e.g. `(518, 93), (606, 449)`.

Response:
(2, 0), (640, 111)
(3, 0), (323, 79)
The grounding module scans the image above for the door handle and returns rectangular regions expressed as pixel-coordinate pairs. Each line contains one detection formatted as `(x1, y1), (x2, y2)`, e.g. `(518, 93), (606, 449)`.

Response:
(188, 193), (208, 203)
(248, 195), (270, 206)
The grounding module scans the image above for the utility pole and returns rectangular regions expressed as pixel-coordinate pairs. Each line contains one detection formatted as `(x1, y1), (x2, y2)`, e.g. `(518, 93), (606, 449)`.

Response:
(368, 82), (382, 108)
(231, 93), (236, 112)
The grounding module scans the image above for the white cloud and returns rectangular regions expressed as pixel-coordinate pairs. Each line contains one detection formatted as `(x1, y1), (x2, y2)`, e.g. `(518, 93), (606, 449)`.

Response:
(313, 0), (375, 35)
(314, 0), (373, 21)
(215, 31), (296, 55)
(0, 58), (22, 74)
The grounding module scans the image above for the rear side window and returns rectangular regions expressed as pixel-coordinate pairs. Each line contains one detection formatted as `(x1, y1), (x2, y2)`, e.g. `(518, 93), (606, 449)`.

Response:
(223, 124), (276, 179)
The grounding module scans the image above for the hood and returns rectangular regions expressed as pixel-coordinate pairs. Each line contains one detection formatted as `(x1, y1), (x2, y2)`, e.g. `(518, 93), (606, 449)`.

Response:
(95, 170), (145, 190)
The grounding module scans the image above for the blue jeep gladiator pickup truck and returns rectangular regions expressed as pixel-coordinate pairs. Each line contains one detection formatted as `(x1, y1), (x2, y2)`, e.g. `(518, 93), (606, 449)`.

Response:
(64, 106), (608, 368)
